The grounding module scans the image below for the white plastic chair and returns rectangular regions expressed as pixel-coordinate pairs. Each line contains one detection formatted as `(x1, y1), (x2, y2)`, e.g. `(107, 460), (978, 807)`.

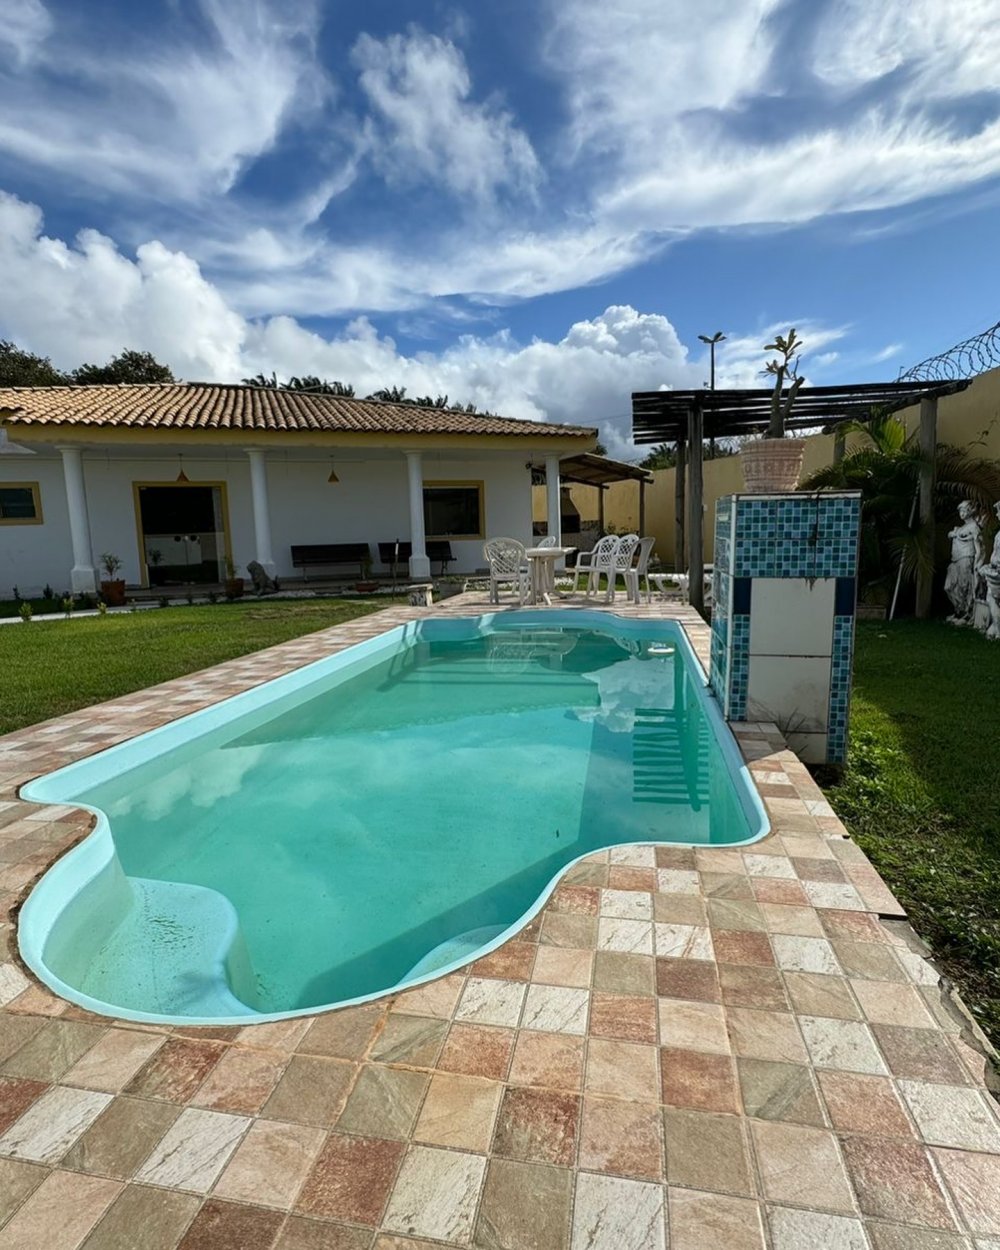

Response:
(625, 537), (657, 604)
(483, 538), (529, 605)
(536, 535), (558, 548)
(606, 534), (640, 604)
(567, 534), (619, 599)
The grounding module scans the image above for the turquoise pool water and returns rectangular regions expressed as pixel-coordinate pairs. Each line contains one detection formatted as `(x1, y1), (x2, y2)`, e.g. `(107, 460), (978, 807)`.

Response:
(19, 612), (766, 1023)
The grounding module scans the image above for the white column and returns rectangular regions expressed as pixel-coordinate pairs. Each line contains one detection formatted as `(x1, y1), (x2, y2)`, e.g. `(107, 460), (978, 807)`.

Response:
(58, 446), (96, 593)
(545, 454), (562, 545)
(405, 451), (431, 579)
(246, 449), (275, 576)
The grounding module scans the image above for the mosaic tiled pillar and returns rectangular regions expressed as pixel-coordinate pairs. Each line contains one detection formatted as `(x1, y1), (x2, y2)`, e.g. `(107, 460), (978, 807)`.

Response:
(709, 491), (862, 765)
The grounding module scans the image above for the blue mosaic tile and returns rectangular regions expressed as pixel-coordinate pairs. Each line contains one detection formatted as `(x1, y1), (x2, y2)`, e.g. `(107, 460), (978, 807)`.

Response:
(827, 614), (856, 764)
(728, 614), (751, 721)
(730, 493), (861, 580)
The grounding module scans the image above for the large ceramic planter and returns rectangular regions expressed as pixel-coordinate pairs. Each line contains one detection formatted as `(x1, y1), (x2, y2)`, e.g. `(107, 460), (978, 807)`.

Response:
(224, 577), (245, 601)
(740, 438), (807, 494)
(99, 579), (126, 607)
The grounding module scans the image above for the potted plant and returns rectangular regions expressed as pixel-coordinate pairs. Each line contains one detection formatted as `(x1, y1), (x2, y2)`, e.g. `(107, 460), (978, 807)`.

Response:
(223, 556), (245, 600)
(740, 327), (808, 493)
(434, 574), (469, 600)
(99, 552), (127, 606)
(355, 550), (378, 594)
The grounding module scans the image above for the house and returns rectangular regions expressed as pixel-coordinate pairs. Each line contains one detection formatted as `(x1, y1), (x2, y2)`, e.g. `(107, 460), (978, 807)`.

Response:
(0, 383), (596, 597)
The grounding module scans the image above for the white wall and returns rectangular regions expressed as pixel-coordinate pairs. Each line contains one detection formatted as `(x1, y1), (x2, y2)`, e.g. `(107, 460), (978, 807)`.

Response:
(0, 449), (535, 596)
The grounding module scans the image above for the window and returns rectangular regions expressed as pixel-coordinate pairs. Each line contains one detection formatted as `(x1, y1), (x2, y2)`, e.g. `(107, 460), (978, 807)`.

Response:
(423, 482), (484, 540)
(0, 482), (42, 525)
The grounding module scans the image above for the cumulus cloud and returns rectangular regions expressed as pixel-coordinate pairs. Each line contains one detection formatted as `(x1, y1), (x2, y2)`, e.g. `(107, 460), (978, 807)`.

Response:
(353, 28), (540, 203)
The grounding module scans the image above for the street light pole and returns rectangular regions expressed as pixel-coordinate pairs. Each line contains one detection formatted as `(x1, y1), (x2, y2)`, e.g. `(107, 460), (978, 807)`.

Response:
(698, 331), (726, 455)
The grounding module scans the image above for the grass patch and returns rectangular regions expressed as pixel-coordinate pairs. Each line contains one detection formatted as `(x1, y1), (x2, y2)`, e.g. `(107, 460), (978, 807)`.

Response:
(825, 619), (1000, 1044)
(0, 598), (398, 736)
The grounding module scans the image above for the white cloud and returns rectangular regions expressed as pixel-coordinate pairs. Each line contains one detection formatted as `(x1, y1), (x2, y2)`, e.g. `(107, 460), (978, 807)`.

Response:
(353, 28), (540, 203)
(0, 0), (52, 65)
(0, 0), (332, 201)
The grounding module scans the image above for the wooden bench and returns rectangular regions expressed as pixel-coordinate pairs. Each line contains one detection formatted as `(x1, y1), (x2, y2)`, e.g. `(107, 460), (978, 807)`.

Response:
(378, 540), (455, 577)
(290, 543), (371, 580)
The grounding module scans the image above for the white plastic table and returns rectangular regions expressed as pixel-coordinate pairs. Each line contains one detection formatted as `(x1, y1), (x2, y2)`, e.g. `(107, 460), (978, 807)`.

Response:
(524, 547), (576, 605)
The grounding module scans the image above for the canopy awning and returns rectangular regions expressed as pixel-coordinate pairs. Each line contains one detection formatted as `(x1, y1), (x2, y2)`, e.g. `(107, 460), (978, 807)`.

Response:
(631, 379), (971, 443)
(557, 452), (652, 486)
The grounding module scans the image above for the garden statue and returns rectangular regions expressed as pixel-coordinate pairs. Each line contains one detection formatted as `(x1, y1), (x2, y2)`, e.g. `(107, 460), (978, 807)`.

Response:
(975, 500), (1000, 641)
(247, 560), (279, 596)
(944, 500), (984, 624)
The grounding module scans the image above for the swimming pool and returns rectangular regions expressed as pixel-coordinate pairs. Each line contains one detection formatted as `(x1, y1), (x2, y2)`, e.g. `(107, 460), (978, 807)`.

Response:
(19, 610), (767, 1023)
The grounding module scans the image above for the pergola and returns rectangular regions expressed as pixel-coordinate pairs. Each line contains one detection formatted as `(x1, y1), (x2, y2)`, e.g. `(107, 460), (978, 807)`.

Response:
(557, 451), (653, 535)
(631, 379), (971, 615)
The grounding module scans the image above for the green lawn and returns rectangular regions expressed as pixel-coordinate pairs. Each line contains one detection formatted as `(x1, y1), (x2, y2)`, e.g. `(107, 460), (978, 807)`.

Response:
(0, 598), (397, 736)
(825, 620), (1000, 1044)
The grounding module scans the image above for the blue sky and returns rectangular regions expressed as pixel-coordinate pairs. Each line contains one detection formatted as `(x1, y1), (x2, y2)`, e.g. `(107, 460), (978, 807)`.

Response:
(1, 0), (998, 454)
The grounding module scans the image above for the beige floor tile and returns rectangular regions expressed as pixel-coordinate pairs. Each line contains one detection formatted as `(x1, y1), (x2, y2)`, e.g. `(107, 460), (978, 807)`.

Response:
(669, 1189), (765, 1250)
(767, 1206), (869, 1249)
(751, 1120), (855, 1213)
(851, 981), (936, 1029)
(899, 1081), (1000, 1152)
(932, 1148), (1000, 1236)
(726, 1008), (808, 1064)
(390, 974), (464, 1020)
(336, 1064), (428, 1141)
(521, 984), (589, 1035)
(61, 1095), (181, 1180)
(586, 1038), (659, 1100)
(798, 1015), (888, 1074)
(214, 1118), (325, 1208)
(663, 1107), (754, 1197)
(772, 935), (840, 975)
(189, 1045), (287, 1115)
(62, 1030), (164, 1093)
(382, 1145), (486, 1243)
(79, 1184), (200, 1250)
(474, 1157), (572, 1249)
(658, 1000), (729, 1054)
(532, 947), (593, 988)
(0, 1169), (120, 1250)
(414, 1073), (502, 1152)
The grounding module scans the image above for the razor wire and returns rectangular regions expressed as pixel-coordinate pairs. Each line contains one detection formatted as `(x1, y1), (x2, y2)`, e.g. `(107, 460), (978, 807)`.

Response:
(898, 319), (1000, 382)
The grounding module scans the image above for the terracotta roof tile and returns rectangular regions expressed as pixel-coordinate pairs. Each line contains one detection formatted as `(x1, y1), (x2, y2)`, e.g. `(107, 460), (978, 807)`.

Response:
(0, 383), (595, 440)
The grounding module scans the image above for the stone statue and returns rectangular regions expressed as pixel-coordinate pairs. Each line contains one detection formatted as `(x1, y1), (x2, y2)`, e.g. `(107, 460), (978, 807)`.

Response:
(944, 501), (984, 624)
(975, 500), (1000, 641)
(246, 560), (279, 596)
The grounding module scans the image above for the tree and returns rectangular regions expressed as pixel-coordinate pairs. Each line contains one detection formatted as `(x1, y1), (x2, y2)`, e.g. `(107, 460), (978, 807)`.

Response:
(639, 443), (676, 470)
(73, 350), (174, 385)
(801, 412), (1000, 596)
(594, 438), (608, 456)
(0, 340), (70, 387)
(242, 372), (355, 396)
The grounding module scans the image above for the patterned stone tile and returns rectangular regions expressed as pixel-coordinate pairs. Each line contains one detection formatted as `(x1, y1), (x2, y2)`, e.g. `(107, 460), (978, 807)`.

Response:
(570, 1172), (666, 1250)
(437, 1023), (514, 1080)
(0, 1085), (111, 1164)
(125, 1039), (225, 1104)
(655, 957), (721, 1004)
(296, 1004), (383, 1060)
(658, 1000), (729, 1054)
(455, 978), (526, 1028)
(719, 963), (790, 1011)
(382, 1145), (486, 1244)
(493, 1086), (579, 1165)
(369, 1014), (448, 1067)
(259, 1056), (356, 1128)
(413, 1073), (502, 1152)
(588, 1039), (659, 1101)
(79, 1184), (200, 1250)
(726, 1008), (808, 1064)
(578, 1094), (663, 1181)
(213, 1119), (325, 1209)
(899, 1082), (1000, 1152)
(336, 1064), (428, 1141)
(295, 1133), (404, 1225)
(589, 993), (656, 1043)
(531, 947), (593, 989)
(767, 1207), (869, 1250)
(932, 1148), (1000, 1236)
(663, 1107), (754, 1197)
(0, 1170), (121, 1250)
(592, 951), (654, 996)
(62, 1095), (181, 1179)
(751, 1120), (856, 1214)
(738, 1058), (825, 1126)
(521, 984), (589, 1035)
(842, 1136), (956, 1229)
(660, 1047), (740, 1114)
(669, 1189), (765, 1250)
(474, 1157), (572, 1250)
(175, 1198), (284, 1250)
(508, 1031), (585, 1090)
(817, 1070), (914, 1138)
(798, 1015), (888, 1074)
(872, 1026), (968, 1084)
(134, 1108), (250, 1193)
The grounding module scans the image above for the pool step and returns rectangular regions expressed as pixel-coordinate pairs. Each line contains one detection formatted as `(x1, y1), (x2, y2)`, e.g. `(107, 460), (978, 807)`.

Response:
(74, 877), (261, 1019)
(402, 925), (507, 981)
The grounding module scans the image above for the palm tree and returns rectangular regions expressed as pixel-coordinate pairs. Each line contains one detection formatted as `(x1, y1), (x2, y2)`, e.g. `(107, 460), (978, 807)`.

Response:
(801, 413), (1000, 597)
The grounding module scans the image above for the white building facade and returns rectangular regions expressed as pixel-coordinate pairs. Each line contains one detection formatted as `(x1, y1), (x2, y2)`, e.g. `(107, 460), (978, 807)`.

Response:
(0, 383), (595, 598)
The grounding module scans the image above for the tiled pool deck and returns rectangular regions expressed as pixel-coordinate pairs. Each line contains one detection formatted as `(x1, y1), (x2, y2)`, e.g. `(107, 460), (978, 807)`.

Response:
(1, 594), (998, 1250)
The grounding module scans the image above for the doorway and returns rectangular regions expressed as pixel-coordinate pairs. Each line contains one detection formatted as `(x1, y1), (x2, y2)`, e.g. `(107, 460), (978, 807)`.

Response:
(134, 482), (230, 586)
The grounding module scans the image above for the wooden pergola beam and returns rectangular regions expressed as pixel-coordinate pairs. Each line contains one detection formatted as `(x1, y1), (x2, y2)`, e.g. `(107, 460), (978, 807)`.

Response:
(688, 405), (705, 617)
